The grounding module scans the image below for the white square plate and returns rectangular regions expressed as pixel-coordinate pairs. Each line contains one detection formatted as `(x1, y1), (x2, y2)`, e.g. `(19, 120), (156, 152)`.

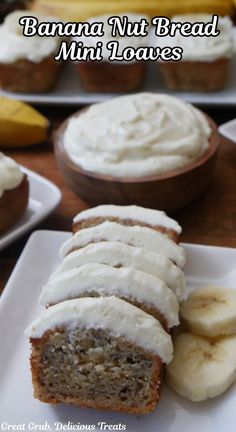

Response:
(0, 168), (61, 251)
(0, 30), (236, 107)
(0, 230), (236, 431)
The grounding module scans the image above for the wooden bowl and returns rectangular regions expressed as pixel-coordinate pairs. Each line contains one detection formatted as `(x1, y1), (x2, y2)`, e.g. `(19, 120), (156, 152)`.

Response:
(54, 112), (219, 212)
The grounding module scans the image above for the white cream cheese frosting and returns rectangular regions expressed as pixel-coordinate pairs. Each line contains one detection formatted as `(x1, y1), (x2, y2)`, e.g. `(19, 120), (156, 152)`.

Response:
(77, 13), (149, 63)
(52, 242), (185, 300)
(0, 11), (61, 64)
(64, 93), (211, 178)
(40, 263), (179, 328)
(0, 152), (24, 198)
(74, 204), (181, 234)
(157, 15), (234, 62)
(60, 221), (186, 268)
(26, 296), (173, 363)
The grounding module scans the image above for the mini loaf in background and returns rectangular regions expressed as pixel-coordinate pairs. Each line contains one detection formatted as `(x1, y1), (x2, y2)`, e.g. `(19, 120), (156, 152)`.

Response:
(73, 13), (149, 93)
(0, 152), (29, 234)
(0, 10), (63, 93)
(157, 14), (234, 92)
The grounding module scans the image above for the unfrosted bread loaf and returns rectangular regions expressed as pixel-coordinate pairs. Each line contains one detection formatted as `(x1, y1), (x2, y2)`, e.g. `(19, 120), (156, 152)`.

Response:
(26, 296), (173, 415)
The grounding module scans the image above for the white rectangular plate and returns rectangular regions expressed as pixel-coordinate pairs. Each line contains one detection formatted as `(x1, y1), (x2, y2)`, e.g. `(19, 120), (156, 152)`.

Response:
(0, 169), (61, 251)
(0, 230), (236, 432)
(219, 118), (236, 143)
(0, 30), (236, 107)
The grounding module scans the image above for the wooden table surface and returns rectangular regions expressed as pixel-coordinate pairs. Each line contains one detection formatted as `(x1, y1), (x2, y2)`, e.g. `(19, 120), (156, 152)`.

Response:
(0, 104), (236, 294)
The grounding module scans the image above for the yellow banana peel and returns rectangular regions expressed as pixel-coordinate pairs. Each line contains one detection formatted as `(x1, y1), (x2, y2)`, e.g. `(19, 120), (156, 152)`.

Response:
(29, 0), (235, 20)
(0, 97), (49, 148)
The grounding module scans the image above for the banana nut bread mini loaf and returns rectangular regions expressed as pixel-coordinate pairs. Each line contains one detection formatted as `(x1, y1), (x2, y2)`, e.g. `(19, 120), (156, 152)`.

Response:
(0, 152), (29, 234)
(26, 205), (186, 415)
(26, 297), (173, 415)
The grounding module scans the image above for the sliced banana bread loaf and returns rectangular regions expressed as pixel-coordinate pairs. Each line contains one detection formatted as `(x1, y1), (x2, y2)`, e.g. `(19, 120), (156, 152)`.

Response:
(26, 297), (173, 415)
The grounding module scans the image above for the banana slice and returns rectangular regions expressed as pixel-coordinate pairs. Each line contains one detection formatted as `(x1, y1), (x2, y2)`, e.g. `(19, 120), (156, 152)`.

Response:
(180, 286), (236, 337)
(166, 333), (236, 402)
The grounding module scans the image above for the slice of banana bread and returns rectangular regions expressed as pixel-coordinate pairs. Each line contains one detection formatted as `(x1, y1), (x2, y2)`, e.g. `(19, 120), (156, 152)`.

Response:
(60, 221), (186, 269)
(52, 241), (186, 300)
(72, 205), (182, 242)
(39, 263), (179, 329)
(26, 297), (173, 415)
